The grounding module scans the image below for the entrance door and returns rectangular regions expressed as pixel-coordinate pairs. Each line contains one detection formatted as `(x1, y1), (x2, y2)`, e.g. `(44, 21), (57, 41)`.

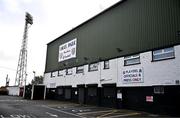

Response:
(78, 87), (85, 104)
(87, 86), (99, 105)
(33, 85), (45, 100)
(65, 88), (71, 100)
(101, 84), (116, 108)
(56, 87), (64, 100)
(123, 87), (151, 111)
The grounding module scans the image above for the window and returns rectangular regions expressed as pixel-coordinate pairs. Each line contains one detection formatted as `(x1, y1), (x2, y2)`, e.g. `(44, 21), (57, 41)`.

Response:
(76, 66), (84, 74)
(153, 47), (175, 61)
(104, 60), (110, 69)
(66, 68), (73, 75)
(58, 70), (63, 76)
(89, 63), (98, 71)
(51, 72), (56, 78)
(124, 54), (140, 66)
(154, 86), (164, 94)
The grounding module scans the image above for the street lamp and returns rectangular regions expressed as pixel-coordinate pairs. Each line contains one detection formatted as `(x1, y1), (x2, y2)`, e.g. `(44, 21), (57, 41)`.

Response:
(31, 71), (36, 100)
(33, 71), (36, 84)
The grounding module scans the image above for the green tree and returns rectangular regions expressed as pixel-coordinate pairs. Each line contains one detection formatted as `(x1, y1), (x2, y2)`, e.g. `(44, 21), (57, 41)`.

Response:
(31, 76), (44, 85)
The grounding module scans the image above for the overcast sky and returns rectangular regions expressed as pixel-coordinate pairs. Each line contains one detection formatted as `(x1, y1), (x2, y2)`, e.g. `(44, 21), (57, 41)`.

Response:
(0, 0), (120, 86)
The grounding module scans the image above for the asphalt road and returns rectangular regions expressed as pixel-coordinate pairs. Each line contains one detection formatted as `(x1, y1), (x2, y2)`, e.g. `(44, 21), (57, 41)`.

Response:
(0, 96), (80, 118)
(0, 95), (164, 118)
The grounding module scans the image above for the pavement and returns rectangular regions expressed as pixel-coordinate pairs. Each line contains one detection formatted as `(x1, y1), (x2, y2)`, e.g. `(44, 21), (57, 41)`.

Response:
(0, 95), (167, 118)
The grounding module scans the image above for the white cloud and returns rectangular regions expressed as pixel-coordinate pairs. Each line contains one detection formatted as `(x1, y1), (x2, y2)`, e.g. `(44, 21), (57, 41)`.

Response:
(22, 0), (33, 4)
(3, 0), (21, 13)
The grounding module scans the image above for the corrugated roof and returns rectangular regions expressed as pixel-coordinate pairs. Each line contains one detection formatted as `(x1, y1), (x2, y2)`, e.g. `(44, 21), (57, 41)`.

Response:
(47, 0), (126, 45)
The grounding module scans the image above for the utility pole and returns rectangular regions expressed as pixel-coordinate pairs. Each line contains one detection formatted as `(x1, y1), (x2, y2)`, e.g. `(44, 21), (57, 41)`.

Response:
(15, 12), (33, 87)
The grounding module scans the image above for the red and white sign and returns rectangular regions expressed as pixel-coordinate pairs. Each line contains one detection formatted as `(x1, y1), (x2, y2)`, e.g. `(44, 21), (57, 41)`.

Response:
(146, 96), (153, 102)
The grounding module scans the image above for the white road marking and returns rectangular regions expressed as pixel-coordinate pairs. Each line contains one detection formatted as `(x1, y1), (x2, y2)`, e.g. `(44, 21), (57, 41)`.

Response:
(0, 115), (31, 118)
(0, 100), (26, 102)
(46, 112), (58, 117)
(42, 105), (85, 118)
(72, 110), (76, 112)
(79, 109), (91, 112)
(0, 115), (4, 118)
(19, 115), (31, 118)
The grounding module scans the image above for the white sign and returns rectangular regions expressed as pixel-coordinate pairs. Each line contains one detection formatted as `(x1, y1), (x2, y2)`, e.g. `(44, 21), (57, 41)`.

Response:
(122, 68), (143, 83)
(117, 93), (122, 99)
(58, 38), (77, 62)
(75, 91), (77, 95)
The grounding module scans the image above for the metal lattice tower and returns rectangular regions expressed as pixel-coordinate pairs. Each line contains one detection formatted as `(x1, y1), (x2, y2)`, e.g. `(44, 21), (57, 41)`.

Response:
(15, 12), (33, 87)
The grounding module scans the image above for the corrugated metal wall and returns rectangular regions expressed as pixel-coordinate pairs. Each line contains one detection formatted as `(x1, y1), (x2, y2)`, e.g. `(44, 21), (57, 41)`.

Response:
(45, 0), (180, 72)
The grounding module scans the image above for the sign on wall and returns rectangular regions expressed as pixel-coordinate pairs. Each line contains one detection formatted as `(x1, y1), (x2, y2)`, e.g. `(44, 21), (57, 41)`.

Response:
(146, 96), (153, 102)
(58, 38), (77, 62)
(122, 67), (144, 84)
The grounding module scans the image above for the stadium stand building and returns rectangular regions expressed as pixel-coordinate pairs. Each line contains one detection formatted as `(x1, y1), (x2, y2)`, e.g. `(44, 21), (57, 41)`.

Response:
(44, 0), (180, 115)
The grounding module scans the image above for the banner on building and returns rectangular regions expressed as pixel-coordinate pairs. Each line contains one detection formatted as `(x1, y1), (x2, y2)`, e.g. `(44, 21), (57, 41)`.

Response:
(58, 38), (77, 62)
(122, 67), (144, 83)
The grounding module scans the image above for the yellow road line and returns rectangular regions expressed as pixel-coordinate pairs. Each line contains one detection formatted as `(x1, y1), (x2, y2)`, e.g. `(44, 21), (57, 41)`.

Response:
(42, 105), (85, 118)
(77, 110), (115, 115)
(107, 112), (141, 118)
(96, 110), (117, 118)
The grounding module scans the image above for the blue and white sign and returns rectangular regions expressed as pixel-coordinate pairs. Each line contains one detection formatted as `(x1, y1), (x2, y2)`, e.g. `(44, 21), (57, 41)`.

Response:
(122, 68), (144, 83)
(58, 38), (77, 62)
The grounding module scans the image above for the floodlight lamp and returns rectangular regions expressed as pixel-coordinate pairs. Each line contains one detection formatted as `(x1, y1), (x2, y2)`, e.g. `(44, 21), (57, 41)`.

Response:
(26, 12), (33, 25)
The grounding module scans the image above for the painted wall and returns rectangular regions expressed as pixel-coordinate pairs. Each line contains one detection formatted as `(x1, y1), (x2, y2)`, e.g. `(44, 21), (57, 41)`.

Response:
(100, 59), (118, 85)
(56, 70), (66, 87)
(117, 45), (180, 87)
(64, 68), (76, 87)
(72, 66), (86, 87)
(44, 45), (180, 88)
(85, 64), (101, 86)
(44, 73), (57, 88)
(7, 86), (20, 96)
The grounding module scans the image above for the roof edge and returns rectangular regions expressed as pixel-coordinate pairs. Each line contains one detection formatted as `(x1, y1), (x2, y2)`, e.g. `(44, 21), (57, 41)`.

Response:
(47, 0), (127, 45)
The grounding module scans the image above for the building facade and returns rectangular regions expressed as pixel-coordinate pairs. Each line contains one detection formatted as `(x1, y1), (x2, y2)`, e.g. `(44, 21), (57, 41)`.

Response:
(44, 0), (180, 115)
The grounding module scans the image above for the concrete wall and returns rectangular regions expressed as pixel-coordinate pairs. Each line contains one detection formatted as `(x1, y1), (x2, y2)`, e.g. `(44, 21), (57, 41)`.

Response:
(117, 45), (180, 87)
(56, 70), (66, 87)
(101, 59), (118, 86)
(44, 73), (56, 88)
(44, 45), (180, 88)
(7, 86), (20, 96)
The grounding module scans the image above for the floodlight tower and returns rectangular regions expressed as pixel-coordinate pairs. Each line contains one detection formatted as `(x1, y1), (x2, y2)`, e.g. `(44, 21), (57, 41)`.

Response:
(15, 12), (33, 87)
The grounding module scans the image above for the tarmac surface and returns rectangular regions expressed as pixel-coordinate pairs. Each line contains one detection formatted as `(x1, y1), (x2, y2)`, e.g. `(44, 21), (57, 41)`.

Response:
(0, 95), (167, 118)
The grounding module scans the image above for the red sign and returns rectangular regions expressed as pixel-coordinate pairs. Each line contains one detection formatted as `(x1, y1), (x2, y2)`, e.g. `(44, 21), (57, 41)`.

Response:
(146, 96), (153, 102)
